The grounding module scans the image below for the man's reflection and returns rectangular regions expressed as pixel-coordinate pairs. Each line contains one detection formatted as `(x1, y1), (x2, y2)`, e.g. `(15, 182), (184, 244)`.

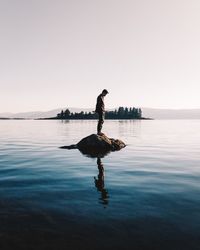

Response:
(94, 157), (109, 207)
(60, 144), (111, 206)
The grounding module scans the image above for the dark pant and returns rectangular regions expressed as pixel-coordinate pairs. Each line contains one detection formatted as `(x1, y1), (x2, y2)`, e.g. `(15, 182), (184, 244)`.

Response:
(97, 112), (105, 134)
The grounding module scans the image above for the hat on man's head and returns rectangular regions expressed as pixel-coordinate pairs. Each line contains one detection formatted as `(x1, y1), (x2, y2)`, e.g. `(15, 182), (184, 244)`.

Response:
(102, 89), (109, 94)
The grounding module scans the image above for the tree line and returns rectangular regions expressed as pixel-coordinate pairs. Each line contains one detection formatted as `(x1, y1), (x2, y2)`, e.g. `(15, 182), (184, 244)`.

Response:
(56, 107), (142, 119)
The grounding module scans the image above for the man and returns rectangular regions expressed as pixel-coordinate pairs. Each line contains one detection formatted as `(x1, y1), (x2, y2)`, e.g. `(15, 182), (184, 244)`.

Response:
(95, 89), (109, 135)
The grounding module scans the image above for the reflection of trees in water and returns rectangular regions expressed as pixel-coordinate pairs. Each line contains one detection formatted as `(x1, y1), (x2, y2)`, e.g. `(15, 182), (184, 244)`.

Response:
(94, 157), (109, 207)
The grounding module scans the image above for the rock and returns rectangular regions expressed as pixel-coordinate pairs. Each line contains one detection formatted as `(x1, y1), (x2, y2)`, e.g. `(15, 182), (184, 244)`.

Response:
(60, 134), (126, 158)
(77, 134), (126, 151)
(60, 144), (77, 149)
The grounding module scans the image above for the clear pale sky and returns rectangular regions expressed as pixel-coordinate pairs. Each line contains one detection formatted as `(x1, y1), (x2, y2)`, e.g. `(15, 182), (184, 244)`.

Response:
(0, 0), (200, 112)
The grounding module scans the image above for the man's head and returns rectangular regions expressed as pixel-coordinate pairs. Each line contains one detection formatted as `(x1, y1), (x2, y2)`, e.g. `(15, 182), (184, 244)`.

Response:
(102, 89), (109, 96)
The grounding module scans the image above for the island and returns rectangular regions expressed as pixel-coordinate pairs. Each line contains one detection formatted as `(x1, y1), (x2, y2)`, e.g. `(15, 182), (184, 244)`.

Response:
(39, 107), (152, 120)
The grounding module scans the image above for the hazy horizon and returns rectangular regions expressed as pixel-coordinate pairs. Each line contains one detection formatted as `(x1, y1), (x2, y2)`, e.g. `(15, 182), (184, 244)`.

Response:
(1, 106), (200, 121)
(1, 0), (200, 112)
(1, 106), (200, 115)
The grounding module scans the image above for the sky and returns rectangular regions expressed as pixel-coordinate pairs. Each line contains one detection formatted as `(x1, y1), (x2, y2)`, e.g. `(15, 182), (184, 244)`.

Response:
(0, 0), (200, 112)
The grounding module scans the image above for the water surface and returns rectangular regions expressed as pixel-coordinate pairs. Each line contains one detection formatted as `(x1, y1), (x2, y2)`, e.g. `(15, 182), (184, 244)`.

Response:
(0, 120), (200, 250)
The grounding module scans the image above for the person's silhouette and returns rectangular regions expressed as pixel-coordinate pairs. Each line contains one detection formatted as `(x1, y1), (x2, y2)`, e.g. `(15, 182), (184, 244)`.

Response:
(94, 157), (109, 206)
(95, 89), (109, 135)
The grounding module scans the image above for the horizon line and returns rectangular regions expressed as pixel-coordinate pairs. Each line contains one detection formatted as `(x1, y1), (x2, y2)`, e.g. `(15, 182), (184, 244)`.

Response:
(1, 106), (200, 114)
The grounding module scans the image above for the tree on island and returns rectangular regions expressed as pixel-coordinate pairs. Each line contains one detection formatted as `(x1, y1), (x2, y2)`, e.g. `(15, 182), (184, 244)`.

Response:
(56, 107), (143, 119)
(64, 109), (70, 118)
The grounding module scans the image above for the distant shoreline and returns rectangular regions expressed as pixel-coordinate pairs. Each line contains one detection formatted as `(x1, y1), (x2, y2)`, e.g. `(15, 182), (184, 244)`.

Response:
(0, 118), (26, 120)
(1, 107), (200, 119)
(0, 117), (153, 120)
(37, 117), (153, 120)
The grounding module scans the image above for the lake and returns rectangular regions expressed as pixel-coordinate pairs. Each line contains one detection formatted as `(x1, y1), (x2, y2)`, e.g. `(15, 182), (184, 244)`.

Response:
(0, 119), (200, 250)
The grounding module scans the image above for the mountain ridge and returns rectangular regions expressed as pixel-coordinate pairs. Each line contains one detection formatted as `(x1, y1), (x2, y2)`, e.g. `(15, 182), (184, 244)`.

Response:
(1, 107), (200, 119)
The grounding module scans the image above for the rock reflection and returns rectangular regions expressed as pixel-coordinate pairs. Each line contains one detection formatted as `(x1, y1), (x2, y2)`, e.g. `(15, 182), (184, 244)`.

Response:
(78, 147), (111, 158)
(94, 157), (109, 207)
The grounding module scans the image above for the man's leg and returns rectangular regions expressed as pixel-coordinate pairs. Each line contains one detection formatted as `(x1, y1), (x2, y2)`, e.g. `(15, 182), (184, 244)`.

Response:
(97, 112), (104, 134)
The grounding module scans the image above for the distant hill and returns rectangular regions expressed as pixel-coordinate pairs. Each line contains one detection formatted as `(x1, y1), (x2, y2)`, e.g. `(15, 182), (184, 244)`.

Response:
(0, 107), (200, 119)
(142, 108), (200, 119)
(0, 108), (93, 119)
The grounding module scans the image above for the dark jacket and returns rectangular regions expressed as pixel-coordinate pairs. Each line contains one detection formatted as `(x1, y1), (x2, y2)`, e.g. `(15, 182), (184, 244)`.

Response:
(95, 94), (105, 113)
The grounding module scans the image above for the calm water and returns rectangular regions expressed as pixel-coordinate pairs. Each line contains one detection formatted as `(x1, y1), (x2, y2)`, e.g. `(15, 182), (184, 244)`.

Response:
(0, 120), (200, 250)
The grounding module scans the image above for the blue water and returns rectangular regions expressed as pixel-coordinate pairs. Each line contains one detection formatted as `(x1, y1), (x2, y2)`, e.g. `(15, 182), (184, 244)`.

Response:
(0, 120), (200, 250)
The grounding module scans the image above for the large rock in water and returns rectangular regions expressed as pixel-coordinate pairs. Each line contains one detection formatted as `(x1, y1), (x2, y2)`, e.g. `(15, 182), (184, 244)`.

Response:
(77, 134), (126, 151)
(60, 134), (126, 157)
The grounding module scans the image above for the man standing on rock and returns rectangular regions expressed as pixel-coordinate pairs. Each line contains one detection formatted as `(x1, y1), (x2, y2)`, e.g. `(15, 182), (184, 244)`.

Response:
(95, 89), (109, 135)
